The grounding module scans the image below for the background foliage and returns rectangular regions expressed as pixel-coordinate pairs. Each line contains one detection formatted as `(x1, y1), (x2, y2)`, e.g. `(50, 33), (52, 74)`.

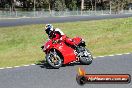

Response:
(0, 0), (131, 13)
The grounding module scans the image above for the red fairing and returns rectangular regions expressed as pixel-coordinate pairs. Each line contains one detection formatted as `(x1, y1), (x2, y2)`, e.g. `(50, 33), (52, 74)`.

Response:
(43, 40), (52, 53)
(53, 42), (77, 64)
(72, 37), (82, 45)
(43, 37), (82, 65)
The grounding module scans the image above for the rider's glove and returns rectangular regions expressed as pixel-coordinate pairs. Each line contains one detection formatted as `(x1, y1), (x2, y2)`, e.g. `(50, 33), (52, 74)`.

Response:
(41, 46), (44, 49)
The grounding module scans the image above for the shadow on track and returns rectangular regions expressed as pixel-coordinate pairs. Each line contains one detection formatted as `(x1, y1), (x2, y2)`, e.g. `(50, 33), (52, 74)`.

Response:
(36, 60), (85, 69)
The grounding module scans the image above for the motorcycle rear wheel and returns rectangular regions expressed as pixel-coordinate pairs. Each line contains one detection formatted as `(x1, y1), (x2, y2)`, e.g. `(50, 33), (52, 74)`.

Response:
(46, 51), (62, 69)
(78, 47), (93, 65)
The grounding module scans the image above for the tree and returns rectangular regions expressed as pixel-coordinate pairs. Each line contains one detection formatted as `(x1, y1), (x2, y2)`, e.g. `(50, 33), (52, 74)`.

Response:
(68, 0), (77, 10)
(8, 0), (16, 11)
(90, 0), (94, 10)
(54, 0), (66, 11)
(42, 0), (51, 12)
(108, 0), (132, 13)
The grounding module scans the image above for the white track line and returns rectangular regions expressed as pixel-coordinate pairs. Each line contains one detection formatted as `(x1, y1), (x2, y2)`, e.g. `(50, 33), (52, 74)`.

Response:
(0, 64), (36, 70)
(0, 68), (4, 70)
(0, 53), (131, 70)
(0, 17), (41, 20)
(14, 66), (21, 68)
(94, 52), (131, 58)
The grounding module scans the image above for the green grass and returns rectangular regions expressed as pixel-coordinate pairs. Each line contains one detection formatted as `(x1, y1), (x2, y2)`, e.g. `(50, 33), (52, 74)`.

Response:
(0, 17), (132, 67)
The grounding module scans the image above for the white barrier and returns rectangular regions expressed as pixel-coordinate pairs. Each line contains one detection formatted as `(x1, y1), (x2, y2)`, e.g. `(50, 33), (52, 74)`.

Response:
(0, 10), (132, 18)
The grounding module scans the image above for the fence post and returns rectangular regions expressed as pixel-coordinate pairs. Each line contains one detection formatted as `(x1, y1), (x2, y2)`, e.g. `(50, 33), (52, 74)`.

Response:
(81, 0), (84, 15)
(15, 11), (17, 17)
(101, 10), (103, 15)
(9, 7), (11, 16)
(34, 0), (36, 17)
(110, 1), (112, 14)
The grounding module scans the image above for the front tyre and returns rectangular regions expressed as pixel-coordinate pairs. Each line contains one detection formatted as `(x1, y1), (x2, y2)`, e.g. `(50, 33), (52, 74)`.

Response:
(78, 47), (93, 65)
(46, 51), (62, 69)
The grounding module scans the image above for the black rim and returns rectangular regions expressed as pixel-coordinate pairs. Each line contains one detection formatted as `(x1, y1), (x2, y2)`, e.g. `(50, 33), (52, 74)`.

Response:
(83, 49), (93, 61)
(78, 47), (93, 61)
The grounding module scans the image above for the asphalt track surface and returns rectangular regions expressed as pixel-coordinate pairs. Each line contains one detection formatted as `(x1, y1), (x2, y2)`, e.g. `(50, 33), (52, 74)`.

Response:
(0, 54), (132, 88)
(0, 13), (132, 27)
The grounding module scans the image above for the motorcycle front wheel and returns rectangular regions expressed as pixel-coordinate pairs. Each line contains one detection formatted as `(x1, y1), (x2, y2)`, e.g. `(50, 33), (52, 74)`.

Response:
(46, 51), (62, 69)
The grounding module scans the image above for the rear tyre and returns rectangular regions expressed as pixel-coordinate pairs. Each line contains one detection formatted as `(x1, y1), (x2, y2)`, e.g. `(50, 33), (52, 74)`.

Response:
(46, 51), (62, 69)
(78, 47), (93, 65)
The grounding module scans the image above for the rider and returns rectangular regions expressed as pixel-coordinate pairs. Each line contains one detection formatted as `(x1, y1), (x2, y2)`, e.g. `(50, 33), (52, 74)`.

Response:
(45, 24), (77, 48)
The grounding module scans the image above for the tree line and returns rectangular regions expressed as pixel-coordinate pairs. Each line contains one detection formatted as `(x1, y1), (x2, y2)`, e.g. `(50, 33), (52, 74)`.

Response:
(0, 0), (132, 12)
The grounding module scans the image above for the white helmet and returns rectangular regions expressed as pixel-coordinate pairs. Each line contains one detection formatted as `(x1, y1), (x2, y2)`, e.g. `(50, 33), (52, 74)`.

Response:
(45, 24), (53, 31)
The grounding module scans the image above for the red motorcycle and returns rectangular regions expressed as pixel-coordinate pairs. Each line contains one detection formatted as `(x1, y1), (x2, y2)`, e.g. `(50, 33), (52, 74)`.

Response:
(41, 37), (93, 68)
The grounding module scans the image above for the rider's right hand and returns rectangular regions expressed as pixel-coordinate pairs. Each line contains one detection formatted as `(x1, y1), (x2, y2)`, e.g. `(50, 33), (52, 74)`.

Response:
(52, 39), (61, 44)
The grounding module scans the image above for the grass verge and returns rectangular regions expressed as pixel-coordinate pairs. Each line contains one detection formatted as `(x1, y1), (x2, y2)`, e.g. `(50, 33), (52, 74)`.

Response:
(0, 17), (132, 67)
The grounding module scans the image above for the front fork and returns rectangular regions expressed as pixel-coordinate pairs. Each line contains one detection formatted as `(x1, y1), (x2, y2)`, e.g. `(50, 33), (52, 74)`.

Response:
(51, 49), (57, 57)
(48, 49), (58, 62)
